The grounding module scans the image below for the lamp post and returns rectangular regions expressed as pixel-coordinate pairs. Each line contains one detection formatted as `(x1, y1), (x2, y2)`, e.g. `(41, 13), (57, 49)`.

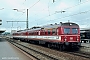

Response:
(55, 10), (66, 13)
(0, 20), (2, 25)
(26, 9), (28, 29)
(13, 9), (29, 29)
(0, 8), (4, 10)
(0, 8), (4, 25)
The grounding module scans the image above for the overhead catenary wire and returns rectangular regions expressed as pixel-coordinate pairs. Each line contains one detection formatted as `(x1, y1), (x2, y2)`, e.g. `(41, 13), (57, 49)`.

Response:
(10, 0), (89, 22)
(9, 0), (90, 28)
(49, 9), (90, 21)
(48, 0), (50, 16)
(7, 0), (41, 29)
(35, 0), (90, 21)
(37, 9), (90, 25)
(28, 0), (40, 9)
(9, 0), (41, 22)
(9, 0), (27, 21)
(15, 0), (41, 20)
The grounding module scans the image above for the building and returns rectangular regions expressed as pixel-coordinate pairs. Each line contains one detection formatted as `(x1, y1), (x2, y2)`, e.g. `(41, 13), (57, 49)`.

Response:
(80, 28), (90, 43)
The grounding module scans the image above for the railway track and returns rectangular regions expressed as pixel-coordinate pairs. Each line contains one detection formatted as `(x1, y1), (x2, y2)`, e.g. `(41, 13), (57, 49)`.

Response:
(7, 39), (61, 60)
(65, 51), (90, 59)
(5, 38), (90, 60)
(75, 51), (90, 58)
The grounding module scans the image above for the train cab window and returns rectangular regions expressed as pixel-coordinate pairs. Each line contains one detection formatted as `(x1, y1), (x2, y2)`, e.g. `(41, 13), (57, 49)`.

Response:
(72, 28), (78, 34)
(64, 28), (70, 34)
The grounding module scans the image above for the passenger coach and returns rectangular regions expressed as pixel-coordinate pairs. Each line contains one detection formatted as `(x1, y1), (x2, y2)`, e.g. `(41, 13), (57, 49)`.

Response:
(13, 22), (81, 50)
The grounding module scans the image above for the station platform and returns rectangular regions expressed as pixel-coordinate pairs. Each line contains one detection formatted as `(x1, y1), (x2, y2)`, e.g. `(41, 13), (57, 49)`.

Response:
(81, 43), (90, 48)
(0, 38), (31, 60)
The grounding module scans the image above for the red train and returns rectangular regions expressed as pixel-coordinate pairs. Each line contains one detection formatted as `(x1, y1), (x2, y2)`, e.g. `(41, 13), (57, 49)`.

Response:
(12, 22), (81, 50)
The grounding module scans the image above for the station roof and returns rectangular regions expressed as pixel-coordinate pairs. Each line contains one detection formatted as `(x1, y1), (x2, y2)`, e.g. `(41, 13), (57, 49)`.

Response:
(80, 28), (90, 33)
(80, 28), (90, 31)
(0, 30), (5, 34)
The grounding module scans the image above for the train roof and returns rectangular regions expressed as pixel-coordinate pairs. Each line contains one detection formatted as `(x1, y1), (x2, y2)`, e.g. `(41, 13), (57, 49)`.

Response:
(61, 22), (79, 26)
(16, 22), (79, 32)
(42, 22), (79, 29)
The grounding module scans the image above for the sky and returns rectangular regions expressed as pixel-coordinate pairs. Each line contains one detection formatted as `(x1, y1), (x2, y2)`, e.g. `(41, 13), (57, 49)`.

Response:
(0, 0), (90, 32)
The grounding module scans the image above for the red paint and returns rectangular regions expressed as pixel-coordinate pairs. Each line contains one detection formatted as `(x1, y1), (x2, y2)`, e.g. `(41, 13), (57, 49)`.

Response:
(12, 22), (80, 44)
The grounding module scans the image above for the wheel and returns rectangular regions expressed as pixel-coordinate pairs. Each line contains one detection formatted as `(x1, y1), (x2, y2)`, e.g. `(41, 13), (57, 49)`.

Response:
(47, 44), (51, 48)
(59, 45), (65, 51)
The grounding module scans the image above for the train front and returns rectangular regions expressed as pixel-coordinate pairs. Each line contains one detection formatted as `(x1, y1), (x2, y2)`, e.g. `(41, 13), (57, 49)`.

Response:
(60, 22), (81, 48)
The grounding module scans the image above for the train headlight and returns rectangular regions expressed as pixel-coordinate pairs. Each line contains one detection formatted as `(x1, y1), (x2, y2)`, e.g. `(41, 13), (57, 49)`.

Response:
(64, 36), (67, 42)
(77, 36), (79, 41)
(77, 38), (79, 41)
(65, 39), (67, 41)
(64, 38), (67, 42)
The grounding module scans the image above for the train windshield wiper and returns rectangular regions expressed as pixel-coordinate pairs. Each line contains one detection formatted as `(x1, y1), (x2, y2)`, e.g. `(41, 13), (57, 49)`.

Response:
(64, 33), (69, 34)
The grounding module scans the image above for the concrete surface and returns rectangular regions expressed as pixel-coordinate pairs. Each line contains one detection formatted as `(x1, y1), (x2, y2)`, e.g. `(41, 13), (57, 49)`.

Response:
(0, 38), (31, 60)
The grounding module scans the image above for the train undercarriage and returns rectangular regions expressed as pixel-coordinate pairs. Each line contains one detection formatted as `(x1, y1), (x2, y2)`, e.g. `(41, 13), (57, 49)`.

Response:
(13, 37), (80, 51)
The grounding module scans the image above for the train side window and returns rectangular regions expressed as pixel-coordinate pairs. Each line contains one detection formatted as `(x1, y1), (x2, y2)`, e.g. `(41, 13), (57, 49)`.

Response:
(45, 31), (47, 35)
(40, 30), (44, 35)
(34, 31), (37, 35)
(32, 32), (34, 35)
(36, 31), (38, 35)
(48, 30), (51, 35)
(52, 30), (55, 35)
(42, 30), (45, 35)
(52, 29), (57, 35)
(29, 33), (31, 35)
